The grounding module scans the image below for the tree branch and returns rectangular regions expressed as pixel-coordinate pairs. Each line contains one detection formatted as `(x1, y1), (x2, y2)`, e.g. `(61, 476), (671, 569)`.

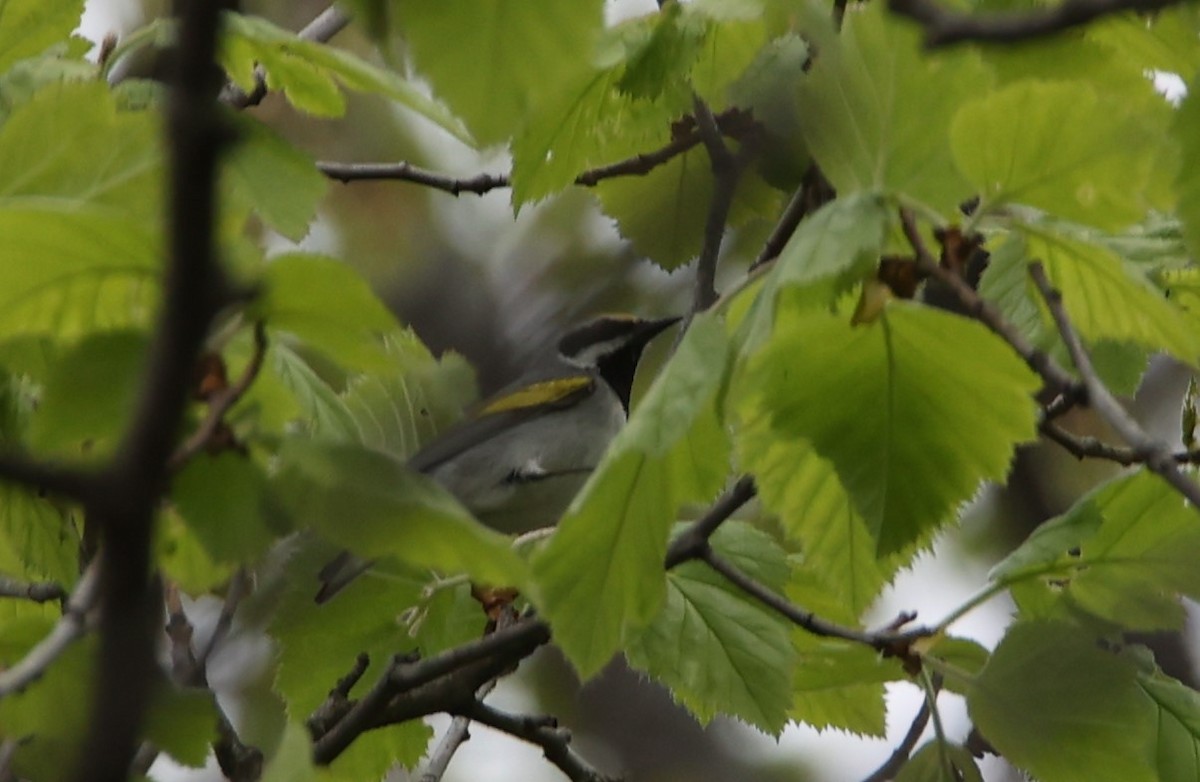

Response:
(1041, 421), (1200, 465)
(0, 454), (93, 504)
(310, 617), (551, 764)
(0, 561), (100, 697)
(686, 97), (754, 320)
(1029, 262), (1200, 509)
(663, 476), (756, 569)
(74, 1), (235, 779)
(0, 576), (66, 605)
(861, 699), (932, 782)
(888, 0), (1184, 47)
(455, 701), (622, 782)
(317, 130), (707, 193)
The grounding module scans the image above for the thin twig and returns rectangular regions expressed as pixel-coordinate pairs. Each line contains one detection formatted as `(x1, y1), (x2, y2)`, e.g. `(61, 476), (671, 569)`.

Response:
(456, 701), (622, 782)
(1029, 263), (1200, 509)
(0, 739), (19, 782)
(0, 576), (66, 604)
(0, 561), (100, 697)
(221, 5), (353, 108)
(663, 476), (756, 569)
(317, 130), (708, 193)
(751, 184), (809, 271)
(169, 323), (268, 471)
(164, 582), (200, 685)
(888, 0), (1185, 47)
(195, 568), (252, 674)
(861, 699), (932, 782)
(418, 680), (498, 782)
(701, 547), (924, 650)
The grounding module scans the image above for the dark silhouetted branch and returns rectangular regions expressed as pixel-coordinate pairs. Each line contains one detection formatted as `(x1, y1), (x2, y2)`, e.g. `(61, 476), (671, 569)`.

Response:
(74, 0), (236, 779)
(888, 0), (1183, 47)
(310, 618), (551, 764)
(664, 476), (756, 569)
(862, 699), (932, 782)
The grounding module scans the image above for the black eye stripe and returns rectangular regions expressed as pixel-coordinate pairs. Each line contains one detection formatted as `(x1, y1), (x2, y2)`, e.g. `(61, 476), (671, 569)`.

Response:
(557, 318), (641, 358)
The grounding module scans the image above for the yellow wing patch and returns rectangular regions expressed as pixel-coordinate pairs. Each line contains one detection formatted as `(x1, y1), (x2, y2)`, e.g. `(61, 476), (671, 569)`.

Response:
(481, 376), (594, 415)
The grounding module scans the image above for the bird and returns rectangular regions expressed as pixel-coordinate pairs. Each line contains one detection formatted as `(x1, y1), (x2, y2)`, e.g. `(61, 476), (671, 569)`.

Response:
(315, 312), (681, 603)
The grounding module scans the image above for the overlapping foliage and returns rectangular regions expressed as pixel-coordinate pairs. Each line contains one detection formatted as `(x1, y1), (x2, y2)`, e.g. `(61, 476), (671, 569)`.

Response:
(1, 0), (1200, 780)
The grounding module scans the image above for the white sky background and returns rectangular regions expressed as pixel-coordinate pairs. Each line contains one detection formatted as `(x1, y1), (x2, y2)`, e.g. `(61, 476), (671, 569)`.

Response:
(75, 2), (1195, 781)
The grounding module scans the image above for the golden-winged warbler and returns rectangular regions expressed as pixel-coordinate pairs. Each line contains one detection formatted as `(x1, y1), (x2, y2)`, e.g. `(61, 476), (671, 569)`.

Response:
(315, 313), (680, 602)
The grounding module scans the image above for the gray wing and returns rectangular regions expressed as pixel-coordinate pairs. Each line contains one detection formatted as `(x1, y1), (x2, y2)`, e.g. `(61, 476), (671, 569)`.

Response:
(408, 374), (595, 473)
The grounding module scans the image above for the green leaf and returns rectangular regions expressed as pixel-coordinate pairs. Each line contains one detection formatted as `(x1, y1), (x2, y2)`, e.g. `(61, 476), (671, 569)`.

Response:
(270, 541), (423, 718)
(0, 0), (84, 72)
(738, 423), (886, 617)
(261, 722), (316, 782)
(158, 508), (236, 593)
(728, 34), (811, 188)
(617, 4), (704, 101)
(145, 685), (219, 768)
(626, 522), (795, 734)
(510, 62), (674, 206)
(0, 636), (93, 781)
(172, 454), (277, 564)
(0, 207), (159, 342)
(786, 570), (901, 735)
(686, 15), (766, 108)
(1174, 75), (1200, 262)
(1139, 669), (1200, 782)
(916, 636), (989, 697)
(995, 469), (1200, 631)
(0, 484), (78, 585)
(1089, 4), (1200, 82)
(254, 253), (400, 370)
(0, 81), (162, 221)
(771, 193), (891, 307)
(327, 720), (432, 780)
(273, 439), (531, 590)
(795, 2), (988, 213)
(533, 315), (731, 676)
(409, 581), (488, 657)
(739, 303), (1040, 555)
(951, 81), (1167, 229)
(1024, 226), (1197, 365)
(399, 0), (603, 144)
(596, 148), (781, 270)
(29, 330), (147, 456)
(225, 116), (327, 241)
(260, 341), (358, 441)
(221, 12), (469, 141)
(340, 333), (477, 462)
(895, 742), (983, 782)
(968, 621), (1155, 782)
